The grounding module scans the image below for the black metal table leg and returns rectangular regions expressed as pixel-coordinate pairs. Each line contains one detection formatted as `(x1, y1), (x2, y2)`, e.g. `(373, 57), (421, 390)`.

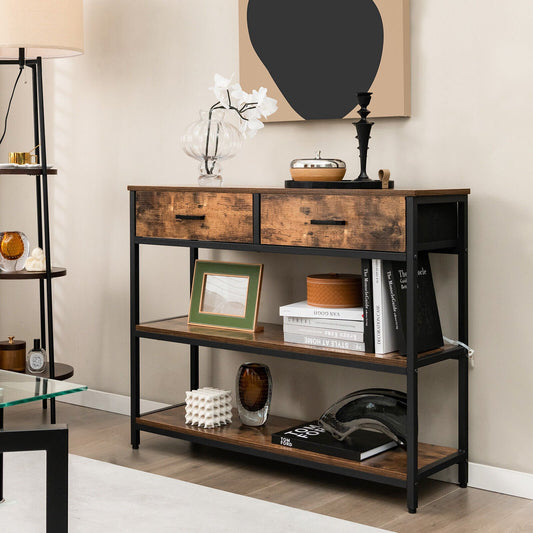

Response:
(0, 425), (68, 533)
(189, 248), (200, 390)
(130, 190), (140, 449)
(406, 197), (419, 513)
(458, 197), (469, 487)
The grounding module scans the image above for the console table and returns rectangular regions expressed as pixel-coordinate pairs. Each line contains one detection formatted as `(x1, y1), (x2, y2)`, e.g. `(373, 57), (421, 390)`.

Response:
(128, 186), (469, 513)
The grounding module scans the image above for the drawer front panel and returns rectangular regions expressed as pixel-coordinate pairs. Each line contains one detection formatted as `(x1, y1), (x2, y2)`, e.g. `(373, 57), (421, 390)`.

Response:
(136, 191), (254, 242)
(261, 194), (406, 251)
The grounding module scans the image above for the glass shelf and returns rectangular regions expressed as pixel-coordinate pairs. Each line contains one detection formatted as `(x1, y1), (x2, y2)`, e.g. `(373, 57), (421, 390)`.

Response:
(0, 369), (86, 408)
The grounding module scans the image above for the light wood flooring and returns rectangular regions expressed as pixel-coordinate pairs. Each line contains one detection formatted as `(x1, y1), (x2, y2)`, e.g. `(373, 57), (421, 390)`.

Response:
(4, 401), (532, 532)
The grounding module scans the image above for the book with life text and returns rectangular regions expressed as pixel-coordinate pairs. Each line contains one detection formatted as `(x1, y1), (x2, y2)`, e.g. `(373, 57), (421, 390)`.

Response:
(283, 316), (364, 332)
(279, 300), (364, 321)
(372, 259), (398, 354)
(361, 258), (375, 353)
(283, 323), (364, 342)
(271, 421), (397, 461)
(383, 253), (443, 355)
(283, 332), (365, 352)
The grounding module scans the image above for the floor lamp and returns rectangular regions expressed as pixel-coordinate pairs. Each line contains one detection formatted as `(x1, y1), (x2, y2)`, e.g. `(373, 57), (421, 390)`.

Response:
(0, 0), (83, 423)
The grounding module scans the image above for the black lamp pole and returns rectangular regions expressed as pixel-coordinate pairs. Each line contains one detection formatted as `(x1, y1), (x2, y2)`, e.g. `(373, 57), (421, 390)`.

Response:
(0, 51), (56, 422)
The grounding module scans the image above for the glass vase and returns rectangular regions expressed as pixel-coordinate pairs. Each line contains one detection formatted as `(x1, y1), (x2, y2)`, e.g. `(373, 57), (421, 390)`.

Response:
(182, 109), (243, 186)
(0, 231), (30, 272)
(236, 362), (272, 426)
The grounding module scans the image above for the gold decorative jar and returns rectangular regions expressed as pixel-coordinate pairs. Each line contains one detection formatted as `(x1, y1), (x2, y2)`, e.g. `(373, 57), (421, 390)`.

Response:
(0, 336), (26, 372)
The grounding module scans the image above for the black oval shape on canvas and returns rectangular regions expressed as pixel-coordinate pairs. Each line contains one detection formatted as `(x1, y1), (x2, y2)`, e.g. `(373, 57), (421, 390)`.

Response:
(247, 0), (384, 120)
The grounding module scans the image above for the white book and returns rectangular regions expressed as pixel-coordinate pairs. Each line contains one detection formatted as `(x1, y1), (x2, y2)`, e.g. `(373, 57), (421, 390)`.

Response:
(283, 323), (364, 342)
(283, 316), (364, 332)
(372, 259), (398, 354)
(279, 300), (364, 321)
(284, 332), (365, 352)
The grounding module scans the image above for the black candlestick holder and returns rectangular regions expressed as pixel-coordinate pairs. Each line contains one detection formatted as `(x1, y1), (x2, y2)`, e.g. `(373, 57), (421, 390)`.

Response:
(351, 92), (382, 189)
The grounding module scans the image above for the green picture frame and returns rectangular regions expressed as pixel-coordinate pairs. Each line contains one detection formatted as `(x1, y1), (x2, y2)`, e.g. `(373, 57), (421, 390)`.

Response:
(188, 260), (264, 332)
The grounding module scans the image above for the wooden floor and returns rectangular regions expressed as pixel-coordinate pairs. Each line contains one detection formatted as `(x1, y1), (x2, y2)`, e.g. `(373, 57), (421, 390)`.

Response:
(4, 402), (532, 532)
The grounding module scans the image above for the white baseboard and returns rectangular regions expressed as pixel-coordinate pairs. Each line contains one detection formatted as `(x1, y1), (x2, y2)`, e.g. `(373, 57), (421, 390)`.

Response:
(432, 461), (533, 500)
(58, 389), (533, 501)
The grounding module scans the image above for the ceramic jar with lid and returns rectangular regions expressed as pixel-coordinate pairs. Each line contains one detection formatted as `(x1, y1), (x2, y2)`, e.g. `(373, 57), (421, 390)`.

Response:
(290, 151), (346, 182)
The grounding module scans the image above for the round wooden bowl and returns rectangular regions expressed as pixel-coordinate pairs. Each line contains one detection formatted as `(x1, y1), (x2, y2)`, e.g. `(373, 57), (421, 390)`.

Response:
(307, 273), (362, 308)
(290, 167), (346, 182)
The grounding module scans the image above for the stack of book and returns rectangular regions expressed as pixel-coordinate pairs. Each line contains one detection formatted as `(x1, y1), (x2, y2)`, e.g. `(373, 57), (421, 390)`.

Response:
(363, 253), (444, 355)
(280, 300), (365, 352)
(281, 252), (443, 356)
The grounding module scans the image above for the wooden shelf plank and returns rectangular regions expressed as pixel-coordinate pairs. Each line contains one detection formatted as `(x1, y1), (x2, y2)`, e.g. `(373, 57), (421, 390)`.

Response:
(0, 267), (67, 280)
(128, 185), (471, 197)
(137, 405), (458, 482)
(136, 316), (461, 369)
(0, 167), (57, 175)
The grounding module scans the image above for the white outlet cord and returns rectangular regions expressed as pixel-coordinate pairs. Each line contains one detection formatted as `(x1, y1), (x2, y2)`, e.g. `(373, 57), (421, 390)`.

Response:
(443, 336), (475, 367)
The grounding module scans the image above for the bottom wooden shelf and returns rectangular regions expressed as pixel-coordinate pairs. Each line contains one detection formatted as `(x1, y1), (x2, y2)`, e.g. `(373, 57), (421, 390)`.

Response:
(137, 405), (459, 483)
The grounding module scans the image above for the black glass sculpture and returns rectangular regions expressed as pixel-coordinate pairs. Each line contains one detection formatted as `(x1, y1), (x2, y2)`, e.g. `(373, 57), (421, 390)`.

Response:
(319, 388), (407, 447)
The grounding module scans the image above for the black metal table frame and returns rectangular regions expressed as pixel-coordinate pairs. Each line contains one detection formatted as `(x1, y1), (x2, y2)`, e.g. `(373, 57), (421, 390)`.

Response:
(0, 408), (68, 533)
(129, 191), (468, 514)
(0, 55), (58, 422)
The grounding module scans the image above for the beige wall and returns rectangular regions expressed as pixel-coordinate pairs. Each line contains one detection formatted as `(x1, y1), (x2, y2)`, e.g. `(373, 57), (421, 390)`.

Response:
(1, 0), (532, 475)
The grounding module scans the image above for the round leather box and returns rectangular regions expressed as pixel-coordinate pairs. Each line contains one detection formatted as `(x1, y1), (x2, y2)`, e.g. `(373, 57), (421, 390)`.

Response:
(307, 273), (362, 308)
(0, 336), (26, 372)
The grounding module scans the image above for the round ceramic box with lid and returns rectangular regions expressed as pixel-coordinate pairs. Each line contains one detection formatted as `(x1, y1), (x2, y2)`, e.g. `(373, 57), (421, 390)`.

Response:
(0, 336), (26, 372)
(307, 273), (362, 308)
(290, 151), (346, 182)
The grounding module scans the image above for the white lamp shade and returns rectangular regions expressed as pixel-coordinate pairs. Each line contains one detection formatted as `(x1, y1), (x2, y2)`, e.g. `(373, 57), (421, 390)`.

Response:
(0, 0), (83, 58)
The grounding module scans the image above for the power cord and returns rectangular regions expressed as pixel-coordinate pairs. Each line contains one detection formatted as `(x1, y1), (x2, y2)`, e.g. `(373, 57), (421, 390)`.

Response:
(0, 65), (24, 146)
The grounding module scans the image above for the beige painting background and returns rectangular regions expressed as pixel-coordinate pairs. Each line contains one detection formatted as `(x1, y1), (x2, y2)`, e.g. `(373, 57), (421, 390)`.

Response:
(239, 0), (411, 121)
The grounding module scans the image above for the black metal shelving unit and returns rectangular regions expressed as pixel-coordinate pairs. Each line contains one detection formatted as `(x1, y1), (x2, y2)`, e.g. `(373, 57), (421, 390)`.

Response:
(0, 57), (72, 423)
(129, 187), (469, 513)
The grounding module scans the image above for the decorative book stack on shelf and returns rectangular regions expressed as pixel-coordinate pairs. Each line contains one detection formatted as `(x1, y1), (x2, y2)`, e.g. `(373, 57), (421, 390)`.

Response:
(280, 300), (365, 352)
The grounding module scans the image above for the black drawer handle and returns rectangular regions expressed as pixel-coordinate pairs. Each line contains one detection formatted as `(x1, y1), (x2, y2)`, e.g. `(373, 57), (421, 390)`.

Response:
(175, 214), (206, 221)
(310, 219), (346, 226)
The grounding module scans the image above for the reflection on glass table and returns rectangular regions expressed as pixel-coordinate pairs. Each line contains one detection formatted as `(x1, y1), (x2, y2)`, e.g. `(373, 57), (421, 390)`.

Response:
(0, 369), (87, 408)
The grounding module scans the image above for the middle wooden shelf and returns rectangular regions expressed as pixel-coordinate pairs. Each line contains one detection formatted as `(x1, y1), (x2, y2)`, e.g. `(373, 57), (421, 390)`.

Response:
(136, 316), (465, 374)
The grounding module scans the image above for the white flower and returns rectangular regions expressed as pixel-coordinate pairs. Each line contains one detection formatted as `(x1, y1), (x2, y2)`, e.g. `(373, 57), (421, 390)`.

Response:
(229, 84), (248, 108)
(207, 74), (277, 138)
(240, 116), (264, 138)
(250, 87), (278, 118)
(209, 73), (234, 108)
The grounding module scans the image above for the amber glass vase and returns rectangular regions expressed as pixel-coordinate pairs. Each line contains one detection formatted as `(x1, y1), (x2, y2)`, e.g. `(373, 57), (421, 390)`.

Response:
(0, 231), (29, 272)
(236, 362), (272, 426)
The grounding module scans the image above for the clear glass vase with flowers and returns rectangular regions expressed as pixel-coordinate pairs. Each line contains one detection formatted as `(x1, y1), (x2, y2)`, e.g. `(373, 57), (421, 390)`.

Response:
(182, 74), (278, 186)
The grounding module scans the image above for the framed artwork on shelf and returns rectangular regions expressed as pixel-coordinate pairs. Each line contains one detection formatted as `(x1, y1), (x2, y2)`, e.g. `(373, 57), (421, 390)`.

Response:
(188, 260), (264, 332)
(239, 0), (410, 121)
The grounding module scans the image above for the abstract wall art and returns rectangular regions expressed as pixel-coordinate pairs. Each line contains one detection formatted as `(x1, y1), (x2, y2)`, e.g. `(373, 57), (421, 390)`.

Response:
(239, 0), (410, 122)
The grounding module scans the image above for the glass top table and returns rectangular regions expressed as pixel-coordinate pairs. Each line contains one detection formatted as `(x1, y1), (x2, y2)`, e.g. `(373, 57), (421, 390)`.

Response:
(0, 369), (87, 408)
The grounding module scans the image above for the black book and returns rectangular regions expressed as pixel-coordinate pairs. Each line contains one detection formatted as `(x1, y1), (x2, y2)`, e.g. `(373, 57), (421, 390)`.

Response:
(383, 252), (443, 355)
(361, 258), (375, 353)
(271, 421), (397, 461)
